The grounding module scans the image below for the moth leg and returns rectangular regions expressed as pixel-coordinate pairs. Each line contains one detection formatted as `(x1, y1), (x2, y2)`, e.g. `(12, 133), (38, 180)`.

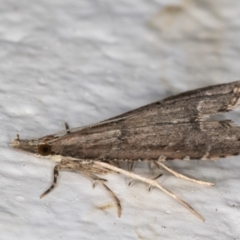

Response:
(148, 173), (163, 191)
(155, 161), (214, 186)
(99, 181), (122, 217)
(40, 164), (71, 198)
(92, 177), (107, 188)
(148, 161), (157, 171)
(74, 163), (121, 217)
(93, 160), (204, 221)
(127, 161), (134, 186)
(83, 171), (122, 217)
(128, 161), (134, 171)
(108, 160), (120, 168)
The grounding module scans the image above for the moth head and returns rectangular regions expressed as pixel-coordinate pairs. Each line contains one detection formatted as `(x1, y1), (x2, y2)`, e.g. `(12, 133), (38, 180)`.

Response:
(11, 134), (53, 156)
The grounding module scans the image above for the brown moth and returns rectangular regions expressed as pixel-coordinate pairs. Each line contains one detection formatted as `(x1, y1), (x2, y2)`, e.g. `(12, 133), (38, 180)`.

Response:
(11, 81), (240, 221)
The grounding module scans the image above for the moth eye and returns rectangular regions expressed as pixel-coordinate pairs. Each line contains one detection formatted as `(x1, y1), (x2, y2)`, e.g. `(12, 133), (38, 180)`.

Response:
(38, 144), (52, 156)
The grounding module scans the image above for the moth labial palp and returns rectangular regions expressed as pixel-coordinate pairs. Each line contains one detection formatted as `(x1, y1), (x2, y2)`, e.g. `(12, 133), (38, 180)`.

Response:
(11, 80), (240, 221)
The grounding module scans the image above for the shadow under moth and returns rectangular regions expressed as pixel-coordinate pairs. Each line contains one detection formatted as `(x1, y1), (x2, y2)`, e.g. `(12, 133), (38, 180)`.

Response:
(11, 81), (240, 221)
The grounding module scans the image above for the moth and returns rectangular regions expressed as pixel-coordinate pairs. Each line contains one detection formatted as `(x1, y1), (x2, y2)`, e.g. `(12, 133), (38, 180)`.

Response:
(11, 80), (240, 221)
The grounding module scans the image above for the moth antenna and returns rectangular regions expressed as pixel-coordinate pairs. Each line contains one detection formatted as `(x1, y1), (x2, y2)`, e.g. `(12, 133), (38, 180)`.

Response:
(47, 117), (127, 144)
(64, 122), (70, 134)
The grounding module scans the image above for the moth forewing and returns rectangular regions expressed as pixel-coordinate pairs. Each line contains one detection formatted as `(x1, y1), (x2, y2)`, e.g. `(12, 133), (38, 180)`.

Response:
(11, 80), (240, 221)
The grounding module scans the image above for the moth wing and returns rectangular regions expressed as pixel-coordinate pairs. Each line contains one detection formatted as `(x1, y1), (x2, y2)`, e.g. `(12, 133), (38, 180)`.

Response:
(53, 81), (240, 137)
(50, 121), (240, 161)
(103, 80), (240, 125)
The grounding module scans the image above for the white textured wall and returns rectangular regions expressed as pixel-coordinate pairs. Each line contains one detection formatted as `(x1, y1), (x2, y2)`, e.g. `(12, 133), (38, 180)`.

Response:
(1, 0), (240, 239)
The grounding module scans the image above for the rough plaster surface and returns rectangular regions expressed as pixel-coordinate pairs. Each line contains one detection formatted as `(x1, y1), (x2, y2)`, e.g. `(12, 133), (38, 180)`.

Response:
(1, 0), (240, 239)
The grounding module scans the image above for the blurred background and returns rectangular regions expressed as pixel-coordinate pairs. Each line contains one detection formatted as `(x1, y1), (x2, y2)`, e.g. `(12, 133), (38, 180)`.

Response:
(1, 0), (240, 239)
